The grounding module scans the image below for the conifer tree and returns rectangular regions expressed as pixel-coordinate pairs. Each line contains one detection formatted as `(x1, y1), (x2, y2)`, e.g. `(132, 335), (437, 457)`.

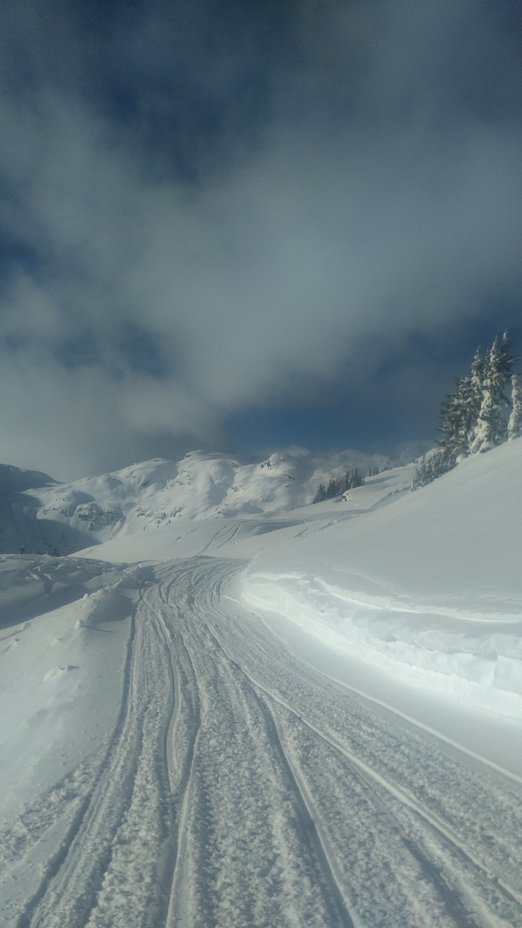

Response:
(438, 377), (471, 466)
(470, 334), (515, 453)
(312, 483), (327, 503)
(313, 468), (365, 502)
(412, 456), (429, 490)
(508, 373), (522, 440)
(466, 347), (485, 444)
(326, 478), (338, 498)
(413, 330), (519, 491)
(499, 330), (516, 382)
(412, 451), (448, 489)
(438, 348), (484, 466)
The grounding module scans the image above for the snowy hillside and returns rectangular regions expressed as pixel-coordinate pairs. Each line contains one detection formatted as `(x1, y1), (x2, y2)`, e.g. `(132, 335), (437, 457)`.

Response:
(1, 441), (522, 927)
(244, 439), (522, 725)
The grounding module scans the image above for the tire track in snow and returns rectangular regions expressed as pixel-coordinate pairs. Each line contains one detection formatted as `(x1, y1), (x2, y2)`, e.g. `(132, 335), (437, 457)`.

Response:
(180, 557), (522, 928)
(14, 594), (140, 928)
(202, 608), (482, 927)
(15, 577), (176, 928)
(158, 561), (358, 928)
(0, 757), (101, 872)
(194, 605), (357, 927)
(264, 698), (485, 928)
(1, 755), (106, 927)
(213, 624), (522, 926)
(10, 555), (522, 928)
(153, 570), (204, 928)
(251, 694), (358, 928)
(269, 698), (520, 928)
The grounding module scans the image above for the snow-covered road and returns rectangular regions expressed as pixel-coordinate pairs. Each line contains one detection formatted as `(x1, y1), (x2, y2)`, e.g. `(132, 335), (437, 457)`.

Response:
(6, 556), (522, 928)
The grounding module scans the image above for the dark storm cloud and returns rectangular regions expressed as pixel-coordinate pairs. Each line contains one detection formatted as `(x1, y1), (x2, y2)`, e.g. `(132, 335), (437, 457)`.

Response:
(1, 0), (522, 477)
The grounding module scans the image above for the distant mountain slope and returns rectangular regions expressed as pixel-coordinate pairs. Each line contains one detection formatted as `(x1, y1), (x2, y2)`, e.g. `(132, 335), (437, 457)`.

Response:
(0, 464), (57, 493)
(0, 447), (392, 555)
(0, 464), (72, 556)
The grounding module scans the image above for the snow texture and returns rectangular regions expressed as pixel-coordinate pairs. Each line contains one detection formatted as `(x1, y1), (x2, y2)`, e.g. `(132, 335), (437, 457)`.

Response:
(1, 439), (521, 927)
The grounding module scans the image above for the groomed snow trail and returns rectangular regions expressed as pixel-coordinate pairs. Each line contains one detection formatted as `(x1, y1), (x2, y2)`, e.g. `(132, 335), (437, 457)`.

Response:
(12, 557), (522, 928)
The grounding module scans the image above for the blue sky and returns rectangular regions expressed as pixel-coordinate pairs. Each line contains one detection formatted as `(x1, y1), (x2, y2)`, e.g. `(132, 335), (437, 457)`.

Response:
(1, 0), (522, 478)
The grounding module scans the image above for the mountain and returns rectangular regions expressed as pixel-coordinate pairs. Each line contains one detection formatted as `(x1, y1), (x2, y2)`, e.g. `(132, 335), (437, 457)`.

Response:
(0, 463), (64, 556)
(0, 447), (391, 555)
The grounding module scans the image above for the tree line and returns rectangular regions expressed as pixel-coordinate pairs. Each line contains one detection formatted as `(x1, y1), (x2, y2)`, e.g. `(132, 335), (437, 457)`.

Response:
(313, 468), (364, 503)
(413, 331), (522, 489)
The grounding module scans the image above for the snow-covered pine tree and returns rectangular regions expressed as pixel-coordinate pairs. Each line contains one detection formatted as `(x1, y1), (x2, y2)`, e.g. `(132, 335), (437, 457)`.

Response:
(342, 468), (364, 491)
(326, 478), (338, 498)
(499, 330), (517, 382)
(508, 373), (522, 440)
(412, 456), (429, 489)
(470, 333), (515, 453)
(414, 331), (518, 490)
(466, 347), (485, 447)
(312, 483), (327, 503)
(438, 348), (484, 467)
(313, 468), (366, 501)
(438, 376), (471, 467)
(412, 451), (448, 489)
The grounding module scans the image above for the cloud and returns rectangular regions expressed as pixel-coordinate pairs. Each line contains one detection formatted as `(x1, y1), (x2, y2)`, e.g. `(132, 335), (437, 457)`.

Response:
(1, 0), (522, 477)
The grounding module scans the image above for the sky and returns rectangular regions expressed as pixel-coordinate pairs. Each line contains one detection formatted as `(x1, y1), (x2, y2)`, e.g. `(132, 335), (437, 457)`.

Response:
(1, 0), (522, 479)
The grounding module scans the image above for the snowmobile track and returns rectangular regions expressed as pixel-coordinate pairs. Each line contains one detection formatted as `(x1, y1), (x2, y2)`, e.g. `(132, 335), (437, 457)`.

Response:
(8, 557), (522, 928)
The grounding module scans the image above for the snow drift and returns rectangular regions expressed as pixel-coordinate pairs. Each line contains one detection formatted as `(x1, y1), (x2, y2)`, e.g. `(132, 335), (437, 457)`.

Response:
(243, 440), (522, 720)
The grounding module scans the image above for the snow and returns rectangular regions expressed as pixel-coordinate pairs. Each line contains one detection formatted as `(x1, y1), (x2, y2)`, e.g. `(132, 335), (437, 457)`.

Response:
(7, 447), (391, 555)
(1, 439), (521, 926)
(0, 557), (143, 813)
(244, 442), (522, 723)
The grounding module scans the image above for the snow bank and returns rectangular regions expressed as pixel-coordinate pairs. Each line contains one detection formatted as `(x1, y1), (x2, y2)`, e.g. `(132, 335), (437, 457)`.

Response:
(0, 555), (143, 817)
(243, 440), (522, 720)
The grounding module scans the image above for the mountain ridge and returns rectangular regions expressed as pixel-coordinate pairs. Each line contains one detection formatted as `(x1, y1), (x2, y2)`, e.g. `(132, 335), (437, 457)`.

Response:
(0, 446), (396, 555)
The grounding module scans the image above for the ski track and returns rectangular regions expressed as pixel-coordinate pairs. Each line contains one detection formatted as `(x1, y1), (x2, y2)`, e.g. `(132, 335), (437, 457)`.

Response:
(4, 556), (522, 928)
